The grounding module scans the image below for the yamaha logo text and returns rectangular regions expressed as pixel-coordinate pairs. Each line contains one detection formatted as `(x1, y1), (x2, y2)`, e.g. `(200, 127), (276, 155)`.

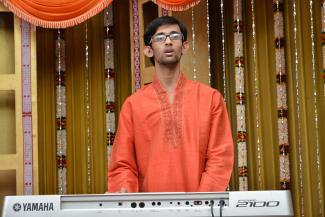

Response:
(12, 202), (54, 212)
(236, 199), (280, 208)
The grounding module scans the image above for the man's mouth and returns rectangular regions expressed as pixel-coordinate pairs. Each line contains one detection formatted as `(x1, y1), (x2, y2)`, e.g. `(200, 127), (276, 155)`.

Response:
(164, 49), (174, 54)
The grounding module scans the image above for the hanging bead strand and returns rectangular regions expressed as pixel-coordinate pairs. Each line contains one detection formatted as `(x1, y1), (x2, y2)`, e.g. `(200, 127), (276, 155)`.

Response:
(251, 0), (263, 189)
(104, 5), (116, 165)
(220, 1), (229, 192)
(55, 29), (67, 194)
(309, 0), (323, 215)
(206, 0), (211, 86)
(85, 23), (92, 194)
(234, 0), (248, 191)
(293, 0), (305, 215)
(220, 0), (227, 100)
(191, 7), (197, 81)
(322, 1), (325, 98)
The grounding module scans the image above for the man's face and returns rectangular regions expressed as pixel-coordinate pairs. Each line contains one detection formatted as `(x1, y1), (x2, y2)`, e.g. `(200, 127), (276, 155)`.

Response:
(146, 24), (188, 66)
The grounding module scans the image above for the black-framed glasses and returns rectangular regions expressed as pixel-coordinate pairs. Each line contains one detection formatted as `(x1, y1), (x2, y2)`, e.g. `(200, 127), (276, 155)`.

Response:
(150, 32), (183, 44)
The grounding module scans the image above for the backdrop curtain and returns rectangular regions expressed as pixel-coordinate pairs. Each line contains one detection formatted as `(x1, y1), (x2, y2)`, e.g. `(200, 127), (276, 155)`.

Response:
(211, 1), (325, 217)
(37, 1), (131, 194)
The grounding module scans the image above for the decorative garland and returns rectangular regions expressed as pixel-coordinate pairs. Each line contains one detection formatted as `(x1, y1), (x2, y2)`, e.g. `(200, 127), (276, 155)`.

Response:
(104, 5), (116, 163)
(55, 29), (67, 194)
(233, 0), (248, 191)
(273, 0), (290, 190)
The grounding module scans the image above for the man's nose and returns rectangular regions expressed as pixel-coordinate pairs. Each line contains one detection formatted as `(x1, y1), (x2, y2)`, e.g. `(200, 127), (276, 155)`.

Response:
(164, 36), (172, 44)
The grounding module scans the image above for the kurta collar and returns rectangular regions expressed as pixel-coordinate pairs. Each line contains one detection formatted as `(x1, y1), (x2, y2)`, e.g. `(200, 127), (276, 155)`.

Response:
(152, 72), (186, 94)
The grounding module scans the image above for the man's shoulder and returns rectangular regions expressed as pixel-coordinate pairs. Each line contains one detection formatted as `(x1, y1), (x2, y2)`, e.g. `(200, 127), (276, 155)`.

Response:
(124, 83), (154, 104)
(186, 79), (222, 96)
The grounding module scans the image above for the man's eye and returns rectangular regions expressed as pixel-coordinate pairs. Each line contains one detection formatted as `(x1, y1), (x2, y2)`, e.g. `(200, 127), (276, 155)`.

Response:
(170, 33), (181, 40)
(154, 35), (166, 41)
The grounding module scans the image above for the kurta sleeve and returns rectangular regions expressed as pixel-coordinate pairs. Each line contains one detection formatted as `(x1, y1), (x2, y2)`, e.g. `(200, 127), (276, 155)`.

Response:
(107, 99), (139, 192)
(198, 91), (234, 192)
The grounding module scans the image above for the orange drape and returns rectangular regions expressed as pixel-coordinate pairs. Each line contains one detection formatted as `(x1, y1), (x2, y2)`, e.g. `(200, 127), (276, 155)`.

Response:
(0, 0), (199, 28)
(0, 0), (112, 28)
(152, 0), (200, 11)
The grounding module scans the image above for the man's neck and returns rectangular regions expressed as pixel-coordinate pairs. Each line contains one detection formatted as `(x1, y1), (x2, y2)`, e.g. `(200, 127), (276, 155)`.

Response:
(155, 64), (181, 93)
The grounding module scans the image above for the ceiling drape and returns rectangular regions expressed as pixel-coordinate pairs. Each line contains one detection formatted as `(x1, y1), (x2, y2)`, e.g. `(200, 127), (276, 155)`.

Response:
(152, 0), (200, 11)
(0, 0), (113, 28)
(0, 0), (199, 28)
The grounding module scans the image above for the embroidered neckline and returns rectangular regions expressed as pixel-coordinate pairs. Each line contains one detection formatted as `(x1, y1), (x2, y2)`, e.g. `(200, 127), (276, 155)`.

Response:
(153, 73), (186, 147)
(152, 72), (186, 94)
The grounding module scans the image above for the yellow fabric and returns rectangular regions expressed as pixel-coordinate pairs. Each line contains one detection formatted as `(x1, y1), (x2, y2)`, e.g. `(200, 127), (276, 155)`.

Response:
(216, 1), (325, 216)
(37, 2), (132, 194)
(37, 14), (108, 194)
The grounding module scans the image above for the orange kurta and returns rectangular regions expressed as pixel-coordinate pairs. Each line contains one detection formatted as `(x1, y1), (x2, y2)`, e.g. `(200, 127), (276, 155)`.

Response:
(107, 73), (234, 192)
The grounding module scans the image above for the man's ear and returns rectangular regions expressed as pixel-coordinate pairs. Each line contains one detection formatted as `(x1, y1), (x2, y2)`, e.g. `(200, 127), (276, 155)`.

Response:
(143, 46), (153, 57)
(181, 41), (189, 54)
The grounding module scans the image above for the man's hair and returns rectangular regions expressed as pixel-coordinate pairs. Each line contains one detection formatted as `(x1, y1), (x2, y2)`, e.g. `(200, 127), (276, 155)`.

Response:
(144, 16), (187, 46)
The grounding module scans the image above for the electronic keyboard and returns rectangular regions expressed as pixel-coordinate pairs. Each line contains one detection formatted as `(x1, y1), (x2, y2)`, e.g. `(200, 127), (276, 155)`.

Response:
(2, 190), (293, 217)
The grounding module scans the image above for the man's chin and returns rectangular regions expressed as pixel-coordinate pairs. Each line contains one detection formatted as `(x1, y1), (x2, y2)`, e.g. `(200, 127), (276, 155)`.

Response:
(158, 58), (180, 66)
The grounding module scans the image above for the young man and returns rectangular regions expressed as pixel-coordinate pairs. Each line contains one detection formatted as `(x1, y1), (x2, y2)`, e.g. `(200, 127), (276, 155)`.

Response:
(107, 16), (233, 193)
